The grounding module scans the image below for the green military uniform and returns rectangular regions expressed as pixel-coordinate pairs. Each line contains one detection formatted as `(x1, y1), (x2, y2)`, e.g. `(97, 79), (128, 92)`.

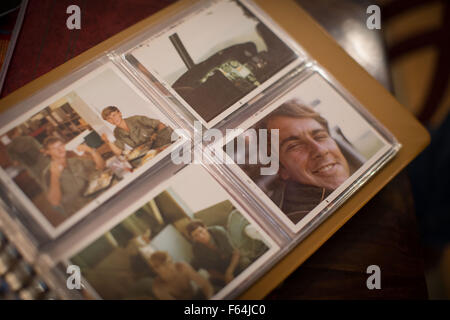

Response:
(43, 157), (98, 216)
(6, 135), (50, 186)
(113, 115), (173, 150)
(226, 210), (268, 269)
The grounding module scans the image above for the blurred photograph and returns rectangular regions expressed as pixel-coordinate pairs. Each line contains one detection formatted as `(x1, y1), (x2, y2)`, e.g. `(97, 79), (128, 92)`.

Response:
(0, 63), (180, 237)
(224, 73), (392, 232)
(67, 164), (278, 300)
(127, 0), (301, 127)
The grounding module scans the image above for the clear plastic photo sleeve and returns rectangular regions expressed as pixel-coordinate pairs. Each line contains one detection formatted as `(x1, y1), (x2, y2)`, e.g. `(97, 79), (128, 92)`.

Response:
(0, 59), (186, 241)
(215, 68), (400, 236)
(53, 164), (280, 300)
(116, 0), (308, 129)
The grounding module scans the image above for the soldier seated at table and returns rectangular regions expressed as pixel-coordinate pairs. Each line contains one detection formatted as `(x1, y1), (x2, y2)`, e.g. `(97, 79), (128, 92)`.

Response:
(6, 126), (50, 187)
(100, 106), (174, 156)
(42, 136), (105, 216)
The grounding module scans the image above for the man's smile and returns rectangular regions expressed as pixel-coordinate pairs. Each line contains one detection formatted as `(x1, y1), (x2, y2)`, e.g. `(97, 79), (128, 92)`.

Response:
(267, 112), (351, 191)
(312, 162), (338, 175)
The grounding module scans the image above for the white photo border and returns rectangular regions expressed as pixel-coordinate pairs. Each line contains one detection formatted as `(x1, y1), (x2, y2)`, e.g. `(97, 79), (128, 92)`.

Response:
(216, 72), (395, 233)
(126, 0), (306, 128)
(0, 62), (186, 238)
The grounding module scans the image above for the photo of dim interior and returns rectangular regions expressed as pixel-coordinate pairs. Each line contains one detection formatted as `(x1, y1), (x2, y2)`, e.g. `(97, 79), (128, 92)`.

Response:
(71, 189), (269, 300)
(170, 18), (296, 122)
(130, 0), (298, 123)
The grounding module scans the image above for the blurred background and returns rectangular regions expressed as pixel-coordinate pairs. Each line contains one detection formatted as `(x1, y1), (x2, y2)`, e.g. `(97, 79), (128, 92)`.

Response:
(380, 0), (450, 299)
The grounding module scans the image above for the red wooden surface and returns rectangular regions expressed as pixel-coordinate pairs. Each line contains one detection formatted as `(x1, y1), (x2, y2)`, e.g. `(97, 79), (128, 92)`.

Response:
(1, 0), (176, 97)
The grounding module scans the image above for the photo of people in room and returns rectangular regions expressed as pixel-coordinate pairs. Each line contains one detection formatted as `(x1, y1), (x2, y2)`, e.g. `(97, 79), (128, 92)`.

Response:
(128, 0), (300, 126)
(69, 165), (276, 300)
(0, 65), (178, 235)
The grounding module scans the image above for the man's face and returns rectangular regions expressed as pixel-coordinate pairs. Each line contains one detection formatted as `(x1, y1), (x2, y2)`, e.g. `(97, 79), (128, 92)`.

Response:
(45, 141), (67, 160)
(190, 226), (211, 245)
(266, 116), (350, 190)
(105, 110), (123, 126)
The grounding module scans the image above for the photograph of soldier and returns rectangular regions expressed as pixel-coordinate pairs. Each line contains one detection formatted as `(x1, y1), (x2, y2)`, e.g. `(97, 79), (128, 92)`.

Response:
(69, 165), (276, 300)
(128, 0), (300, 125)
(225, 74), (388, 230)
(100, 106), (174, 165)
(5, 126), (49, 187)
(0, 64), (179, 235)
(0, 101), (120, 228)
(42, 136), (105, 217)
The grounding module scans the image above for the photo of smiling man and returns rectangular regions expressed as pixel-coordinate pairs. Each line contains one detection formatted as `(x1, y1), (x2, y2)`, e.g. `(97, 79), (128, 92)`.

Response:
(224, 73), (389, 230)
(260, 101), (351, 223)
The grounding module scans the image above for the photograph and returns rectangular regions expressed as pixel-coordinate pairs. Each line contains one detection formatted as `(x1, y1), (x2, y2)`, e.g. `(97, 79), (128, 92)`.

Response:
(223, 73), (394, 232)
(126, 0), (302, 127)
(0, 63), (182, 237)
(66, 164), (278, 300)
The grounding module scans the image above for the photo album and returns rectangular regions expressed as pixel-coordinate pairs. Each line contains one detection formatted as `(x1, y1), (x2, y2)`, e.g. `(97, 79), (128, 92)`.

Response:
(0, 0), (403, 299)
